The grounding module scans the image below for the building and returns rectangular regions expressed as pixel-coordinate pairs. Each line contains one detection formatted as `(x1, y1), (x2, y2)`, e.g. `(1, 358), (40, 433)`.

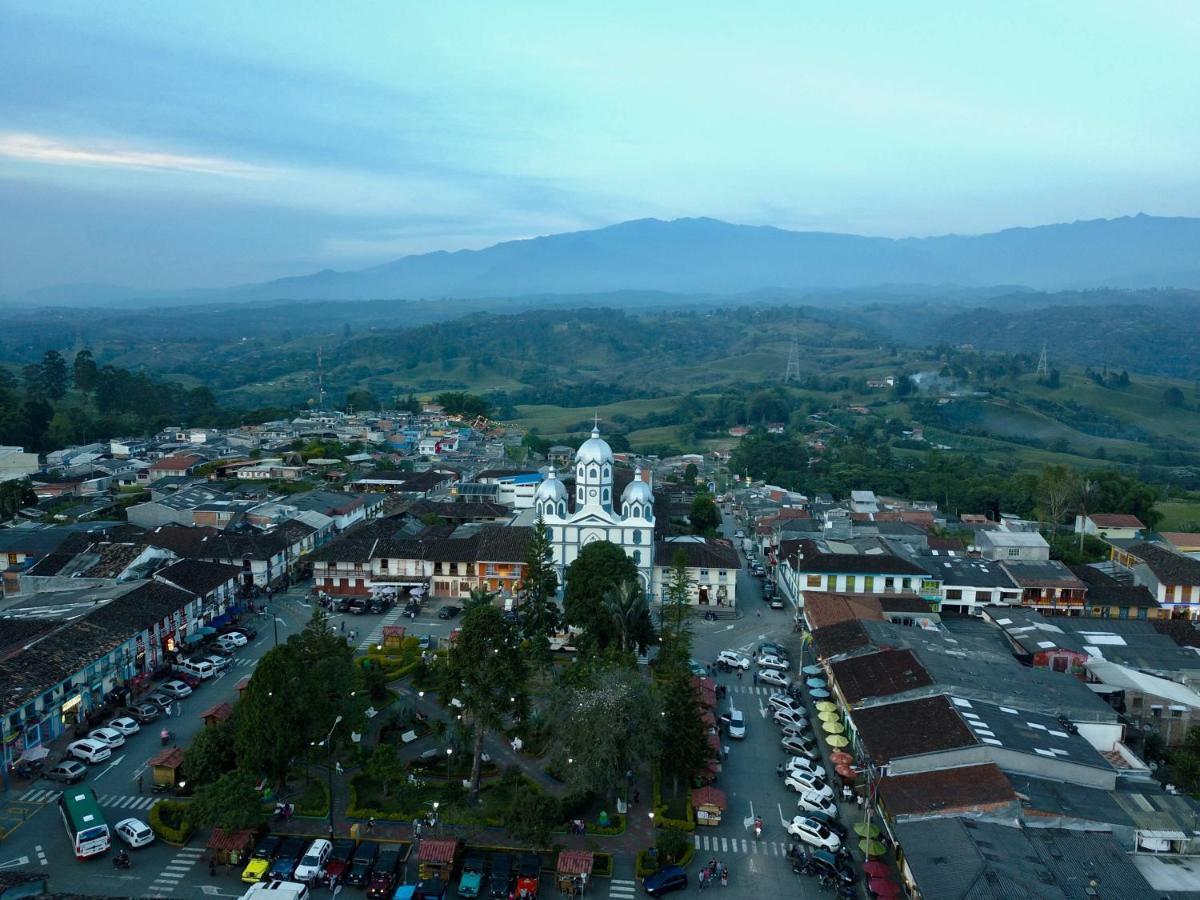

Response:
(0, 446), (39, 483)
(1000, 560), (1087, 616)
(1075, 513), (1146, 540)
(976, 530), (1051, 561)
(923, 556), (1020, 617)
(776, 539), (935, 607)
(1120, 542), (1200, 617)
(650, 536), (741, 607)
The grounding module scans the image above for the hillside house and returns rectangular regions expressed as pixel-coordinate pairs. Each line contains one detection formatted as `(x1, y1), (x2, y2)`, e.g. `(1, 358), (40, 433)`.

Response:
(1075, 513), (1145, 540)
(977, 530), (1051, 561)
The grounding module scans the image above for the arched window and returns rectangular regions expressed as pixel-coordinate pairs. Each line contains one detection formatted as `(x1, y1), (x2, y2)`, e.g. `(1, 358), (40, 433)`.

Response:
(603, 465), (610, 480)
(577, 488), (584, 503)
(633, 529), (642, 545)
(558, 501), (566, 517)
(547, 527), (555, 540)
(602, 488), (610, 505)
(632, 550), (641, 564)
(590, 465), (599, 481)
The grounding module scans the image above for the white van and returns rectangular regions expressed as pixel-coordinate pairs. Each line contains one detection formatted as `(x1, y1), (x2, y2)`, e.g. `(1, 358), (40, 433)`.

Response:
(241, 881), (310, 900)
(176, 659), (215, 680)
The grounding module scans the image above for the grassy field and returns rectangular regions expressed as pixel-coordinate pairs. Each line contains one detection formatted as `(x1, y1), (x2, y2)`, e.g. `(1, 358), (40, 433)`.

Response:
(1155, 500), (1200, 532)
(513, 396), (685, 433)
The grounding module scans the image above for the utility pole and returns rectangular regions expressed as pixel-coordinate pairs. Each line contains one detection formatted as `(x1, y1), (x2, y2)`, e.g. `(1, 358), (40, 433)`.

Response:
(1036, 341), (1049, 379)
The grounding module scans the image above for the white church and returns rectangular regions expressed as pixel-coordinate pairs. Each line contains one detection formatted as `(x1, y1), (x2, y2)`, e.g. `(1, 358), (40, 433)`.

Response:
(533, 424), (657, 592)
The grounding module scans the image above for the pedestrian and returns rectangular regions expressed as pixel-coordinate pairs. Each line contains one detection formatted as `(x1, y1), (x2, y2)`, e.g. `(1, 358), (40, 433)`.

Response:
(752, 670), (758, 686)
(209, 856), (217, 877)
(340, 620), (345, 632)
(698, 869), (706, 891)
(633, 789), (640, 805)
(174, 702), (181, 718)
(367, 816), (375, 831)
(335, 761), (344, 775)
(164, 703), (172, 719)
(736, 668), (742, 681)
(720, 865), (728, 887)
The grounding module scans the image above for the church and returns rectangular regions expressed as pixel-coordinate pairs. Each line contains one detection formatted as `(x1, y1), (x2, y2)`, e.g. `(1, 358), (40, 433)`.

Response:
(532, 424), (656, 591)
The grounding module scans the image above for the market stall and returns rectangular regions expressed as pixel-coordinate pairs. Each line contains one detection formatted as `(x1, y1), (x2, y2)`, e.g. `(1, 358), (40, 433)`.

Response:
(555, 850), (593, 896)
(148, 747), (186, 787)
(417, 838), (460, 881)
(207, 827), (256, 867)
(692, 786), (726, 827)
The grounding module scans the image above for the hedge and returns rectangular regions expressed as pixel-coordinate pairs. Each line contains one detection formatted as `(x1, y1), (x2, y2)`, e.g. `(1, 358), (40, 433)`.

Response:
(148, 800), (194, 845)
(651, 771), (694, 833)
(293, 779), (330, 818)
(636, 847), (693, 877)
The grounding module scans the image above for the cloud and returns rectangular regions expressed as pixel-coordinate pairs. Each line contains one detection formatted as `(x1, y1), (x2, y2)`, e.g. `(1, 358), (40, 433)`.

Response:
(0, 132), (274, 179)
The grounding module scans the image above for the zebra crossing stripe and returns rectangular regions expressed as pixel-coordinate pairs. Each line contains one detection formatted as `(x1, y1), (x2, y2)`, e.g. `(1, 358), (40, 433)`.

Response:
(694, 835), (701, 849)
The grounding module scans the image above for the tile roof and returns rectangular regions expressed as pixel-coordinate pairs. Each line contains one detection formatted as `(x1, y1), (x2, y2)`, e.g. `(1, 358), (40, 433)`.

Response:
(787, 539), (928, 575)
(801, 592), (886, 630)
(999, 560), (1086, 589)
(476, 526), (532, 563)
(809, 620), (871, 660)
(653, 539), (741, 569)
(829, 648), (934, 704)
(1068, 565), (1158, 608)
(1088, 513), (1145, 529)
(876, 763), (1017, 818)
(851, 695), (978, 766)
(1126, 541), (1200, 585)
(154, 559), (242, 596)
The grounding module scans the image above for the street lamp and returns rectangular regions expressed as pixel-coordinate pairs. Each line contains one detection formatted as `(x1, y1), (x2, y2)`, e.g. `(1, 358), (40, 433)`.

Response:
(313, 714), (343, 838)
(446, 747), (454, 783)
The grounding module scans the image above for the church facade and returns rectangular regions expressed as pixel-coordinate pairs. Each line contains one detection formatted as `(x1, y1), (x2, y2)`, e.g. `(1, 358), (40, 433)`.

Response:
(533, 425), (656, 590)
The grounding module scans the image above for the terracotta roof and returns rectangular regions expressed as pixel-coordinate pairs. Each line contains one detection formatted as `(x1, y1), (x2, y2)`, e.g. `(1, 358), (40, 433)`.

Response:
(1160, 532), (1200, 551)
(207, 828), (256, 852)
(810, 620), (871, 660)
(150, 747), (186, 768)
(418, 838), (459, 864)
(1088, 513), (1145, 529)
(201, 702), (234, 722)
(151, 453), (204, 471)
(556, 850), (594, 876)
(476, 526), (532, 563)
(876, 763), (1016, 817)
(691, 786), (727, 809)
(829, 649), (933, 704)
(851, 695), (978, 766)
(802, 592), (886, 630)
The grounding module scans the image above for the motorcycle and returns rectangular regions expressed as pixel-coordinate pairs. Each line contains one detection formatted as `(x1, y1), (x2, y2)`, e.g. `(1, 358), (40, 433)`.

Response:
(152, 782), (170, 795)
(273, 802), (294, 821)
(753, 817), (763, 840)
(113, 852), (131, 870)
(160, 729), (173, 746)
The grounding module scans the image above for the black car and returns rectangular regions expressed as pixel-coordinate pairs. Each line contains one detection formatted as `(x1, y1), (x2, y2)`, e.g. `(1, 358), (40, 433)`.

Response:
(367, 846), (402, 898)
(121, 703), (159, 724)
(488, 854), (513, 900)
(808, 850), (857, 886)
(643, 866), (688, 897)
(801, 811), (848, 841)
(437, 605), (460, 620)
(231, 624), (258, 640)
(346, 840), (379, 886)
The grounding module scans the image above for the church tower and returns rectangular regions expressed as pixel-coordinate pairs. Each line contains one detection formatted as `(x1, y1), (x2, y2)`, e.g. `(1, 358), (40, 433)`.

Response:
(574, 421), (614, 512)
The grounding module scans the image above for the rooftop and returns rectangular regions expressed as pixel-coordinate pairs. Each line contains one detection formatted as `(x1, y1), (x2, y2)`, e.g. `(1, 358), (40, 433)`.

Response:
(876, 763), (1018, 819)
(852, 695), (979, 766)
(1126, 541), (1200, 585)
(829, 648), (933, 704)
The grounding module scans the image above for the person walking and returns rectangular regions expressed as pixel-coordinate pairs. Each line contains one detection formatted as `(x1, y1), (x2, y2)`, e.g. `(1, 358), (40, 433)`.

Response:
(173, 702), (182, 718)
(752, 670), (758, 687)
(367, 816), (375, 832)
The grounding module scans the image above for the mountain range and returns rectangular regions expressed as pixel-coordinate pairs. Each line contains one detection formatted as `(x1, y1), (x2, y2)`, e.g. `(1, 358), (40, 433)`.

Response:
(14, 213), (1200, 306)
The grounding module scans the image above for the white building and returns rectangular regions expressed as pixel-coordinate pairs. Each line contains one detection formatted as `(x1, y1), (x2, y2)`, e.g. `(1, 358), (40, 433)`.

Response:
(976, 531), (1050, 561)
(533, 425), (656, 591)
(0, 446), (39, 483)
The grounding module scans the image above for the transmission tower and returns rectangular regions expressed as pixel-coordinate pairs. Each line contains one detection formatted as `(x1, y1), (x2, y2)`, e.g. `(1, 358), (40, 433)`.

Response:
(784, 332), (801, 382)
(1035, 341), (1049, 379)
(316, 346), (327, 409)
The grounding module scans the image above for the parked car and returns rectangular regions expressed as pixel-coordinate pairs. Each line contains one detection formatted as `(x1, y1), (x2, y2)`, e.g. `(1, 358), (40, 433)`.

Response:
(796, 790), (838, 817)
(242, 835), (282, 883)
(642, 865), (688, 897)
(215, 635), (243, 653)
(228, 625), (257, 640)
(115, 817), (155, 848)
(488, 854), (513, 900)
(781, 734), (818, 756)
(768, 693), (803, 713)
(106, 716), (141, 736)
(201, 653), (232, 672)
(219, 630), (249, 647)
(160, 680), (193, 699)
(516, 854), (540, 898)
(268, 836), (308, 880)
(44, 760), (87, 784)
(414, 877), (448, 900)
(756, 654), (789, 671)
(121, 703), (159, 723)
(780, 723), (814, 744)
(294, 838), (333, 883)
(727, 709), (746, 739)
(145, 692), (174, 711)
(688, 659), (707, 678)
(457, 855), (486, 898)
(770, 597), (786, 610)
(758, 642), (789, 660)
(437, 605), (460, 620)
(803, 811), (848, 841)
(177, 659), (215, 681)
(785, 771), (833, 800)
(717, 650), (750, 670)
(785, 756), (827, 780)
(787, 815), (841, 851)
(346, 840), (380, 887)
(760, 670), (791, 688)
(68, 739), (111, 764)
(88, 726), (126, 749)
(367, 846), (403, 899)
(773, 708), (808, 729)
(323, 838), (358, 885)
(807, 849), (857, 886)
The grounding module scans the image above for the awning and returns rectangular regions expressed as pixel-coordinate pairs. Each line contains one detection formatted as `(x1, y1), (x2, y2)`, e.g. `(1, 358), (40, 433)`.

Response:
(184, 633), (205, 645)
(196, 626), (217, 636)
(16, 747), (49, 765)
(1139, 829), (1187, 841)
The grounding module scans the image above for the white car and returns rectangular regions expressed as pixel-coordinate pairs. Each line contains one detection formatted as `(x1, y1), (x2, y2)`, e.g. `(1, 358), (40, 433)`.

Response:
(773, 708), (808, 729)
(160, 680), (192, 699)
(201, 654), (232, 672)
(786, 756), (827, 780)
(106, 716), (141, 736)
(760, 670), (791, 688)
(717, 650), (751, 671)
(115, 817), (155, 848)
(293, 838), (332, 882)
(787, 816), (841, 851)
(782, 734), (817, 756)
(768, 693), (803, 713)
(785, 771), (833, 800)
(797, 790), (838, 817)
(727, 709), (746, 740)
(87, 726), (126, 749)
(67, 739), (112, 764)
(756, 654), (789, 671)
(215, 635), (242, 653)
(221, 631), (249, 647)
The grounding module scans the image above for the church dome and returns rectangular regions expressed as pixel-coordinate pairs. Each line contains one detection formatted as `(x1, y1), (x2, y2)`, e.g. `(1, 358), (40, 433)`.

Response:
(621, 467), (653, 505)
(576, 425), (614, 467)
(535, 467), (568, 503)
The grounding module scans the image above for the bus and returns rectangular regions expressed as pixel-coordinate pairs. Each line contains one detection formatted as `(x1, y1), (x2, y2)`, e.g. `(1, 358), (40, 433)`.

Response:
(58, 786), (110, 858)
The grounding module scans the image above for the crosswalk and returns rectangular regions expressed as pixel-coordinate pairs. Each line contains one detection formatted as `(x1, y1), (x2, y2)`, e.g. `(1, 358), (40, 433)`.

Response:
(149, 844), (207, 895)
(608, 878), (637, 900)
(722, 684), (781, 696)
(357, 605), (408, 652)
(19, 788), (158, 811)
(693, 833), (793, 857)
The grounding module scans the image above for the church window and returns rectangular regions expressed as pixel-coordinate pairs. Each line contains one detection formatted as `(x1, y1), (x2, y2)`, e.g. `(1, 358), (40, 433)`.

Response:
(632, 550), (641, 564)
(633, 530), (641, 545)
(603, 465), (610, 479)
(602, 488), (610, 505)
(577, 488), (583, 503)
(558, 501), (566, 517)
(547, 528), (554, 540)
(590, 465), (599, 481)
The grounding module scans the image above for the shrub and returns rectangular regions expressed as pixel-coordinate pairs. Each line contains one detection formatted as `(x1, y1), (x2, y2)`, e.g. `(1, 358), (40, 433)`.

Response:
(149, 800), (194, 844)
(656, 827), (690, 865)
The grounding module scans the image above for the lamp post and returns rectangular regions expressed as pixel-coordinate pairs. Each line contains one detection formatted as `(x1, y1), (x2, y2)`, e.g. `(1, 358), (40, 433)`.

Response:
(313, 714), (343, 838)
(273, 616), (287, 647)
(446, 747), (454, 784)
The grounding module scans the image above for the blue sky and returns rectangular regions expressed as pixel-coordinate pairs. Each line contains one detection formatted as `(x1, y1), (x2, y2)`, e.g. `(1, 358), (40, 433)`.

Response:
(1, 1), (1197, 292)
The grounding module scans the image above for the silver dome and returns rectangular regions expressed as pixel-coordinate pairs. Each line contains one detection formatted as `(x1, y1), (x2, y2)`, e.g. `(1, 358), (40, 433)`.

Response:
(621, 467), (654, 505)
(575, 425), (614, 467)
(534, 468), (568, 502)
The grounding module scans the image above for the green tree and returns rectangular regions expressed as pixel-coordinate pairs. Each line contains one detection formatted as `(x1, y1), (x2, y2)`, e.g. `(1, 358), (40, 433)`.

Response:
(365, 741), (406, 798)
(234, 645), (307, 783)
(521, 517), (561, 668)
(689, 493), (720, 535)
(0, 479), (36, 519)
(1036, 464), (1076, 529)
(181, 718), (237, 787)
(434, 391), (490, 419)
(187, 772), (268, 831)
(563, 541), (640, 651)
(345, 388), (378, 412)
(683, 463), (698, 486)
(444, 603), (528, 798)
(602, 579), (655, 656)
(657, 673), (712, 797)
(40, 351), (68, 402)
(72, 349), (99, 393)
(505, 784), (561, 845)
(659, 550), (693, 671)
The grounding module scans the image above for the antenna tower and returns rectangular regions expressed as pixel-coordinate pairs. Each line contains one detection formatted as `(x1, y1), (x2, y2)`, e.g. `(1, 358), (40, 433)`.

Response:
(1035, 341), (1049, 379)
(316, 346), (327, 409)
(784, 332), (801, 382)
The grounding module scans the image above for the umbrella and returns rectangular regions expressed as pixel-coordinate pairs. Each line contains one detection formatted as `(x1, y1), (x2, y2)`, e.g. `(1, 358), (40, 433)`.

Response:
(863, 861), (890, 878)
(859, 838), (886, 857)
(830, 751), (854, 765)
(806, 677), (827, 689)
(868, 878), (901, 897)
(802, 665), (823, 676)
(16, 747), (49, 765)
(835, 764), (856, 779)
(854, 821), (882, 838)
(818, 710), (840, 723)
(815, 701), (838, 712)
(822, 720), (846, 734)
(810, 688), (831, 699)
(826, 734), (849, 748)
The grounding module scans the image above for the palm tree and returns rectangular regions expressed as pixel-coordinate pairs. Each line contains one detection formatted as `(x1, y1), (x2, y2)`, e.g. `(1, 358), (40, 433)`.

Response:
(604, 579), (648, 654)
(465, 585), (497, 610)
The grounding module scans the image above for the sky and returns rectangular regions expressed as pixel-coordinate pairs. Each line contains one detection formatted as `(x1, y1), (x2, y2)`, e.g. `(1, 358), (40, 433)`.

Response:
(1, 1), (1198, 293)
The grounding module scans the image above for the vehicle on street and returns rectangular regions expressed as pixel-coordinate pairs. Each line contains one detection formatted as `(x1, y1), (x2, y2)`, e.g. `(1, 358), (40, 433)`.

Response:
(201, 653), (232, 672)
(106, 716), (140, 736)
(756, 653), (789, 671)
(768, 693), (803, 713)
(727, 709), (746, 739)
(642, 865), (688, 897)
(785, 771), (833, 800)
(58, 786), (110, 858)
(751, 563), (766, 577)
(786, 756), (827, 780)
(114, 817), (155, 848)
(773, 708), (808, 729)
(770, 597), (786, 609)
(807, 849), (857, 886)
(368, 846), (403, 899)
(516, 854), (540, 897)
(229, 625), (257, 640)
(215, 635), (243, 653)
(145, 692), (174, 711)
(787, 815), (841, 851)
(45, 760), (87, 784)
(67, 739), (112, 764)
(268, 836), (308, 880)
(760, 669), (791, 688)
(796, 790), (838, 817)
(294, 838), (332, 882)
(87, 726), (126, 749)
(803, 811), (848, 841)
(457, 855), (486, 897)
(220, 630), (249, 647)
(688, 659), (707, 677)
(121, 703), (159, 723)
(758, 642), (789, 660)
(323, 838), (358, 885)
(177, 659), (215, 680)
(781, 734), (818, 756)
(347, 840), (380, 886)
(488, 854), (513, 900)
(242, 835), (282, 883)
(172, 670), (202, 690)
(243, 881), (312, 900)
(717, 650), (750, 670)
(160, 679), (193, 699)
(437, 605), (460, 620)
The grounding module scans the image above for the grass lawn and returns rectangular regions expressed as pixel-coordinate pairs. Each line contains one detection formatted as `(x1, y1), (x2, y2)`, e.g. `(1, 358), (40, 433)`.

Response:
(514, 396), (684, 433)
(1155, 501), (1200, 532)
(351, 773), (453, 819)
(290, 778), (330, 817)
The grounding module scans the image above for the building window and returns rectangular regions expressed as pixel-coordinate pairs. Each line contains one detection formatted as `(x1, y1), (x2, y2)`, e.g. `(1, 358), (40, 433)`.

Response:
(633, 530), (641, 544)
(884, 577), (895, 591)
(806, 575), (821, 588)
(945, 589), (963, 600)
(1007, 548), (1020, 557)
(632, 550), (641, 564)
(845, 576), (857, 592)
(602, 488), (610, 505)
(864, 576), (874, 593)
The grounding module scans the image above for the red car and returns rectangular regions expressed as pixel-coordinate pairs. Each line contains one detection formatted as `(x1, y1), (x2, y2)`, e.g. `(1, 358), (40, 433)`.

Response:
(324, 838), (357, 885)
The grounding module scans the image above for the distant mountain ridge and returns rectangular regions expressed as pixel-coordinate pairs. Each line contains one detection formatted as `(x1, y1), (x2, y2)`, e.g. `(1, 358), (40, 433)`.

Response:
(15, 213), (1200, 305)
